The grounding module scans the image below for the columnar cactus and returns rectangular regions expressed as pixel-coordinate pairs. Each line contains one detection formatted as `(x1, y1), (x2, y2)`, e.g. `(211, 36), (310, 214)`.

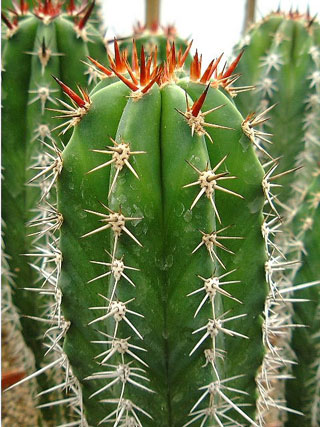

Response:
(8, 39), (288, 426)
(233, 9), (320, 426)
(1, 0), (106, 417)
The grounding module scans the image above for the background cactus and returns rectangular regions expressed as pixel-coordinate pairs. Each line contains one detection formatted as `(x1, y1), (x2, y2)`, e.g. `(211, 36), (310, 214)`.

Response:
(284, 174), (320, 427)
(233, 9), (320, 425)
(1, 0), (106, 420)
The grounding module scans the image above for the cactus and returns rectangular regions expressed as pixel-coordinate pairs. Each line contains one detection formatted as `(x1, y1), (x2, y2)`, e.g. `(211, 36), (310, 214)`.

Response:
(233, 9), (320, 425)
(6, 38), (293, 426)
(1, 0), (106, 418)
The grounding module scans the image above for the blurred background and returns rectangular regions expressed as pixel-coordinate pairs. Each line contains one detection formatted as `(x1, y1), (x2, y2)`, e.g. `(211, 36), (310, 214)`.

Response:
(102, 0), (320, 66)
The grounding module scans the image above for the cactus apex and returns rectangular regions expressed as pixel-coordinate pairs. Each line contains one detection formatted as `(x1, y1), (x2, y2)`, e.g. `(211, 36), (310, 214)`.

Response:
(110, 57), (163, 96)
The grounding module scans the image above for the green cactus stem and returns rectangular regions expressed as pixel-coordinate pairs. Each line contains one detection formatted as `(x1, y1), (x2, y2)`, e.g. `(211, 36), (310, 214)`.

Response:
(42, 41), (271, 426)
(1, 0), (106, 420)
(233, 9), (320, 425)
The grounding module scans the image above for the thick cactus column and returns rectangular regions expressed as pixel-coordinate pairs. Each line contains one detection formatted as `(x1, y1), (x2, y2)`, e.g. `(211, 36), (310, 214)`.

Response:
(51, 42), (269, 426)
(1, 0), (106, 421)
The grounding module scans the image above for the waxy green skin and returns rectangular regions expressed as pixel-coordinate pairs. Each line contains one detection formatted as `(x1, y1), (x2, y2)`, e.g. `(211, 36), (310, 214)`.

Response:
(1, 3), (106, 418)
(58, 71), (267, 425)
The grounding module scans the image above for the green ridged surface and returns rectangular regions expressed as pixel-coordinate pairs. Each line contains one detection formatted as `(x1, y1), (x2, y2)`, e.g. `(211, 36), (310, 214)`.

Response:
(58, 67), (267, 425)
